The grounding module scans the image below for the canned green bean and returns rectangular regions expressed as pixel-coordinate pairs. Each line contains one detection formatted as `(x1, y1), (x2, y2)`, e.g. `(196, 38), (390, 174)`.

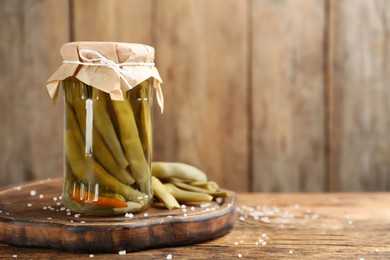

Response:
(47, 42), (163, 215)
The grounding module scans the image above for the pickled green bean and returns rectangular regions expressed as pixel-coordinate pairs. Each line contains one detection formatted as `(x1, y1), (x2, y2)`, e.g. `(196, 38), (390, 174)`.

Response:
(73, 100), (135, 185)
(92, 88), (129, 169)
(112, 98), (150, 186)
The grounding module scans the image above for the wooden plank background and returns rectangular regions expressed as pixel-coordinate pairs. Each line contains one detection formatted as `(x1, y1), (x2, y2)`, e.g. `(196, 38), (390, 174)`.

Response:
(0, 0), (389, 192)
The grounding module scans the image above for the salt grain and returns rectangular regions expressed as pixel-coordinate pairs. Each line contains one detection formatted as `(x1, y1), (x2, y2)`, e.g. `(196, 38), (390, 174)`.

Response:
(12, 255), (17, 258)
(191, 206), (195, 211)
(262, 241), (267, 246)
(360, 258), (364, 260)
(89, 254), (94, 258)
(181, 204), (187, 209)
(239, 216), (246, 222)
(15, 186), (21, 191)
(183, 213), (187, 217)
(255, 242), (259, 245)
(216, 197), (223, 204)
(67, 212), (71, 216)
(47, 217), (52, 220)
(125, 213), (134, 218)
(39, 194), (44, 199)
(30, 190), (36, 196)
(166, 254), (173, 259)
(74, 214), (81, 218)
(375, 248), (380, 253)
(261, 233), (267, 238)
(144, 213), (148, 217)
(238, 253), (243, 258)
(56, 202), (61, 206)
(60, 207), (66, 211)
(234, 242), (239, 245)
(80, 221), (86, 224)
(118, 250), (126, 255)
(348, 220), (353, 225)
(289, 250), (293, 254)
(182, 209), (187, 213)
(27, 203), (32, 207)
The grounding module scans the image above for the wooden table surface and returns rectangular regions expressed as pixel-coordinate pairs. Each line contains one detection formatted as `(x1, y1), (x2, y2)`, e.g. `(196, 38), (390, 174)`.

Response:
(1, 192), (389, 259)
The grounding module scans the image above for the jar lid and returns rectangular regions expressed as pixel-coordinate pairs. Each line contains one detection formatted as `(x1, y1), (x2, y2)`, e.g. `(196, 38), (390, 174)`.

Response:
(46, 42), (163, 112)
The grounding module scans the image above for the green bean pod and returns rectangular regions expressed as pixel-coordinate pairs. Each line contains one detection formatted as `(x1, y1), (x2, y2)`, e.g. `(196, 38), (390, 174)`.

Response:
(152, 162), (208, 182)
(152, 176), (180, 210)
(112, 97), (150, 186)
(92, 88), (129, 169)
(164, 183), (213, 203)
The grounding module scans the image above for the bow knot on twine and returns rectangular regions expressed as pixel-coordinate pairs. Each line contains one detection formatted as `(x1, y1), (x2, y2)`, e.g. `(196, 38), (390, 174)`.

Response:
(63, 49), (164, 113)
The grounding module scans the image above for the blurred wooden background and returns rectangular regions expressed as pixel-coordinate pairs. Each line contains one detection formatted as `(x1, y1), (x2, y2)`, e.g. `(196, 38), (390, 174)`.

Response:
(0, 0), (389, 192)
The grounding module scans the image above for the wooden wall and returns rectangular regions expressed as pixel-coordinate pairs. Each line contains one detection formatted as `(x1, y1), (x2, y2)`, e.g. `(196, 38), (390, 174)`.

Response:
(0, 0), (389, 192)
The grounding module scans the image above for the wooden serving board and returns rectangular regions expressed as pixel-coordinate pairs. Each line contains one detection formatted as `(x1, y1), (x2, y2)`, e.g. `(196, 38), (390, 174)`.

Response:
(0, 178), (236, 253)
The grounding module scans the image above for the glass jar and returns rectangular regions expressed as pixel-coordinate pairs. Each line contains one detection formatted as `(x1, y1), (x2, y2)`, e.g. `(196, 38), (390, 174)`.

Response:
(46, 42), (163, 215)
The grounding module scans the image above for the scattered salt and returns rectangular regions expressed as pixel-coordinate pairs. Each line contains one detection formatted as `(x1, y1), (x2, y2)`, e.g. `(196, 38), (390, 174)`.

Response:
(59, 196), (62, 200)
(80, 221), (86, 224)
(200, 203), (211, 208)
(294, 204), (300, 208)
(238, 253), (243, 258)
(12, 255), (17, 258)
(118, 250), (126, 255)
(311, 214), (319, 220)
(262, 241), (267, 246)
(56, 202), (61, 206)
(183, 213), (187, 217)
(234, 242), (239, 246)
(191, 206), (195, 211)
(15, 186), (21, 191)
(125, 213), (134, 218)
(53, 197), (58, 201)
(74, 214), (81, 218)
(216, 197), (223, 204)
(30, 190), (36, 196)
(255, 242), (259, 245)
(137, 196), (143, 200)
(239, 216), (246, 222)
(39, 194), (44, 199)
(289, 250), (293, 254)
(348, 220), (353, 225)
(27, 203), (32, 207)
(375, 248), (380, 253)
(181, 204), (187, 209)
(182, 208), (187, 213)
(89, 254), (94, 258)
(60, 207), (66, 211)
(360, 258), (364, 260)
(261, 233), (267, 238)
(167, 215), (173, 218)
(144, 213), (148, 217)
(166, 254), (172, 260)
(47, 217), (52, 220)
(67, 212), (71, 216)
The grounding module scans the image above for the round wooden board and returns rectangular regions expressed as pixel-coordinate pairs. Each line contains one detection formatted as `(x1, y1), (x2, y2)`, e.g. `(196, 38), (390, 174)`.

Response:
(0, 178), (236, 253)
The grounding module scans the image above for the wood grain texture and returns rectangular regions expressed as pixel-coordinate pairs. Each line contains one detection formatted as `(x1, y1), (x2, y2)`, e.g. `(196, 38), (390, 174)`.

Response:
(251, 0), (326, 192)
(153, 0), (249, 192)
(72, 0), (152, 44)
(0, 179), (235, 253)
(328, 0), (390, 191)
(0, 0), (68, 185)
(1, 192), (389, 259)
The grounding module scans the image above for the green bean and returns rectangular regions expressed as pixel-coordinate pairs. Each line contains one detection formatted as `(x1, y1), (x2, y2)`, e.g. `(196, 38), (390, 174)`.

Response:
(171, 181), (232, 198)
(65, 129), (94, 184)
(138, 82), (152, 158)
(92, 88), (129, 169)
(164, 183), (213, 203)
(189, 181), (219, 192)
(112, 97), (150, 186)
(152, 176), (180, 210)
(73, 100), (135, 185)
(91, 161), (144, 201)
(152, 162), (208, 182)
(66, 129), (143, 201)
